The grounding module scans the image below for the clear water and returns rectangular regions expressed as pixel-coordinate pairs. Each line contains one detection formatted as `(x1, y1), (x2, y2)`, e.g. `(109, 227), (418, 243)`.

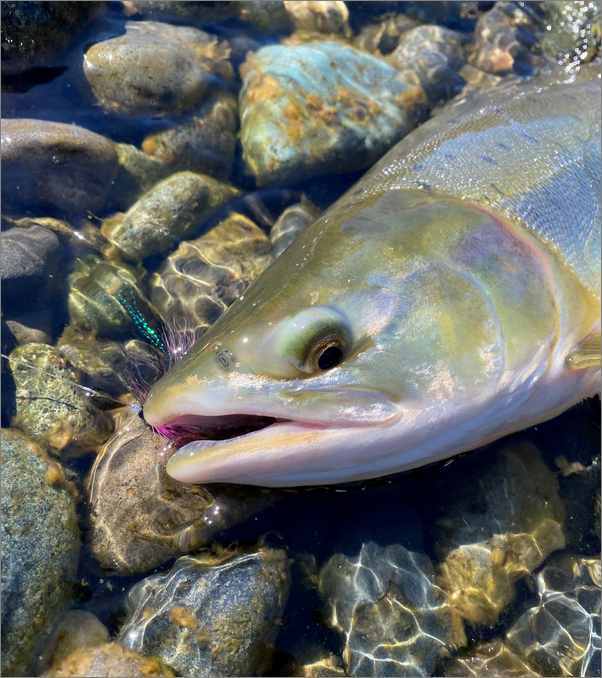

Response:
(2, 2), (600, 677)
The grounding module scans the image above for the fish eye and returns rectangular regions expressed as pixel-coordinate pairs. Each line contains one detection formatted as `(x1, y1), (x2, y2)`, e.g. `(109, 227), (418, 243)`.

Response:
(307, 337), (346, 372)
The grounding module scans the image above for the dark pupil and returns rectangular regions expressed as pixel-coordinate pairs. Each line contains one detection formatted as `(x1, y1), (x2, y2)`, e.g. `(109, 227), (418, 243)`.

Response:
(318, 345), (344, 370)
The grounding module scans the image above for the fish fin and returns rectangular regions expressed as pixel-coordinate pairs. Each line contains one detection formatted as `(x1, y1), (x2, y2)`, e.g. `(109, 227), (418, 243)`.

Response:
(566, 334), (601, 369)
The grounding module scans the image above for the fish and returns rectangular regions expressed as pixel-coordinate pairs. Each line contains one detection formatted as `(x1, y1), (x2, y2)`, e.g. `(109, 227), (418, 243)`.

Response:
(143, 73), (601, 487)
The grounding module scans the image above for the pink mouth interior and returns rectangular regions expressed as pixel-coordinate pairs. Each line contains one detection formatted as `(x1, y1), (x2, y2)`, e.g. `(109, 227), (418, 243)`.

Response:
(152, 414), (280, 449)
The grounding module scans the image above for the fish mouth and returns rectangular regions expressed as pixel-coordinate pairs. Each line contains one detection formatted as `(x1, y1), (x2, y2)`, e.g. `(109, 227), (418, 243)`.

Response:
(153, 410), (355, 487)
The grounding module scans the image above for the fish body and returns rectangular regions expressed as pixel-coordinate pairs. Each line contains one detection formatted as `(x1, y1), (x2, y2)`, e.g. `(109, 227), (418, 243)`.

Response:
(144, 74), (601, 487)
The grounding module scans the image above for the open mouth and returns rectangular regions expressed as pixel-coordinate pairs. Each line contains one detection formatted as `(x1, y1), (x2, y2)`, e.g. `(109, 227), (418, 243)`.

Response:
(152, 413), (284, 449)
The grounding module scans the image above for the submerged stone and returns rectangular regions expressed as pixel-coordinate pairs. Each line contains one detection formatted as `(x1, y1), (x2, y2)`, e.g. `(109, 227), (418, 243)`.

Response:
(141, 91), (238, 179)
(118, 547), (290, 676)
(442, 640), (539, 677)
(1, 119), (118, 216)
(240, 42), (424, 185)
(101, 171), (239, 262)
(1, 1), (102, 75)
(1, 429), (80, 676)
(541, 0), (601, 70)
(86, 410), (272, 574)
(353, 12), (419, 55)
(389, 25), (467, 105)
(68, 255), (162, 343)
(283, 1), (351, 37)
(506, 554), (601, 677)
(0, 225), (61, 312)
(43, 642), (175, 678)
(113, 143), (173, 209)
(319, 541), (465, 676)
(149, 212), (272, 340)
(84, 21), (232, 116)
(44, 611), (110, 672)
(470, 1), (545, 76)
(433, 441), (566, 626)
(123, 0), (238, 24)
(8, 343), (113, 457)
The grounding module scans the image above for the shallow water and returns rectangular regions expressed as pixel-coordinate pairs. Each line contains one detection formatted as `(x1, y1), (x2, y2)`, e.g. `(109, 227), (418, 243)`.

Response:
(1, 2), (600, 677)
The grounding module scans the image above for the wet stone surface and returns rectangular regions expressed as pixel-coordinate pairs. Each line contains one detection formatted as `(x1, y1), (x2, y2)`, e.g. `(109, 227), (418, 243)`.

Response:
(101, 171), (239, 262)
(149, 211), (273, 339)
(43, 642), (176, 678)
(506, 554), (601, 677)
(433, 441), (566, 626)
(1, 429), (80, 677)
(239, 41), (425, 185)
(86, 410), (272, 575)
(84, 21), (233, 117)
(118, 547), (290, 676)
(319, 541), (465, 676)
(141, 91), (239, 179)
(0, 225), (61, 312)
(1, 119), (119, 216)
(442, 639), (539, 677)
(67, 255), (161, 342)
(1, 1), (102, 75)
(8, 343), (114, 458)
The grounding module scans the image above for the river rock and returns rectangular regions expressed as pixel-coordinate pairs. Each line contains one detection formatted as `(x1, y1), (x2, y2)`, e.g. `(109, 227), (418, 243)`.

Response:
(123, 0), (238, 24)
(237, 1), (294, 34)
(2, 119), (118, 216)
(284, 1), (351, 37)
(442, 640), (539, 677)
(389, 25), (467, 105)
(471, 1), (545, 76)
(112, 143), (172, 209)
(506, 554), (601, 677)
(101, 172), (239, 261)
(87, 410), (272, 574)
(239, 42), (425, 185)
(354, 12), (419, 55)
(1, 1), (102, 75)
(44, 642), (175, 678)
(270, 197), (320, 257)
(0, 225), (61, 311)
(302, 654), (347, 677)
(433, 441), (566, 626)
(44, 611), (110, 671)
(141, 91), (238, 179)
(8, 343), (114, 458)
(1, 429), (80, 676)
(119, 547), (290, 676)
(67, 255), (163, 344)
(319, 541), (465, 676)
(149, 212), (272, 341)
(84, 21), (232, 117)
(401, 2), (481, 31)
(57, 326), (161, 397)
(5, 313), (53, 345)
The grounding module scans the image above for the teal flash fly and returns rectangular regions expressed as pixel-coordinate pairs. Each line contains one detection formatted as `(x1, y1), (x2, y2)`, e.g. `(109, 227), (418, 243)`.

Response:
(117, 290), (167, 353)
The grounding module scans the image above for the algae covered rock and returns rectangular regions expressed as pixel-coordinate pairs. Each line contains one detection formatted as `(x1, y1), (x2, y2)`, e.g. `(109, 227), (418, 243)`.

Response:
(44, 610), (110, 671)
(68, 255), (162, 343)
(84, 21), (232, 116)
(1, 429), (80, 676)
(1, 119), (118, 216)
(123, 0), (238, 24)
(149, 212), (272, 339)
(87, 410), (272, 574)
(541, 0), (601, 70)
(113, 143), (173, 209)
(433, 441), (566, 626)
(506, 554), (601, 677)
(319, 541), (465, 676)
(101, 171), (239, 261)
(119, 547), (290, 676)
(240, 41), (424, 185)
(284, 1), (351, 37)
(8, 343), (114, 457)
(44, 642), (175, 678)
(141, 91), (238, 179)
(354, 12), (419, 55)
